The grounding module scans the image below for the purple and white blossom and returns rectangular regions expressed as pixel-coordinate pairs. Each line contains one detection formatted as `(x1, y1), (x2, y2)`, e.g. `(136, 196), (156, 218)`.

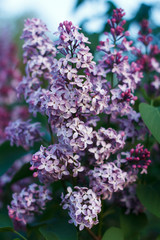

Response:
(5, 120), (43, 149)
(88, 162), (127, 199)
(31, 144), (84, 183)
(89, 128), (125, 164)
(61, 186), (101, 230)
(8, 183), (52, 225)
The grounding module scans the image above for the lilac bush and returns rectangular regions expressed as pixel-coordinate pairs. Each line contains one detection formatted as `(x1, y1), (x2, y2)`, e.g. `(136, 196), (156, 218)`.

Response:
(2, 6), (160, 240)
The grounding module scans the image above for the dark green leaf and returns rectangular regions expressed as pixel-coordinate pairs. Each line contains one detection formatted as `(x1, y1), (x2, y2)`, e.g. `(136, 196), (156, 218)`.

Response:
(39, 226), (58, 240)
(0, 227), (14, 233)
(10, 163), (32, 184)
(153, 96), (160, 107)
(156, 236), (160, 240)
(0, 141), (27, 176)
(132, 3), (152, 22)
(139, 103), (160, 144)
(39, 219), (78, 240)
(0, 212), (13, 228)
(102, 227), (124, 240)
(120, 211), (147, 240)
(137, 184), (160, 218)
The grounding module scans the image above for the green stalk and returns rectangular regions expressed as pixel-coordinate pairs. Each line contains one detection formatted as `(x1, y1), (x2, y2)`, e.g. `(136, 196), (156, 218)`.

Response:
(13, 230), (27, 240)
(48, 122), (54, 144)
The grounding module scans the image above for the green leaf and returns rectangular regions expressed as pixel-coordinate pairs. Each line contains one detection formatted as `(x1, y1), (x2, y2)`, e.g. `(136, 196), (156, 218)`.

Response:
(102, 227), (124, 240)
(139, 103), (160, 144)
(0, 212), (13, 228)
(39, 226), (58, 240)
(153, 96), (160, 107)
(0, 141), (27, 176)
(10, 163), (32, 184)
(120, 211), (147, 240)
(137, 183), (160, 218)
(156, 236), (160, 240)
(0, 227), (14, 233)
(39, 220), (78, 240)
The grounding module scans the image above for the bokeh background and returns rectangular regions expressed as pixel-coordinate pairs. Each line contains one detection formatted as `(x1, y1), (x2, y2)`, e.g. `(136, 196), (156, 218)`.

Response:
(0, 0), (160, 59)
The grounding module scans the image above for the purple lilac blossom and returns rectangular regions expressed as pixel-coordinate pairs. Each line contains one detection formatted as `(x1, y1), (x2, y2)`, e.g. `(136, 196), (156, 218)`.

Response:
(61, 186), (101, 230)
(31, 144), (84, 183)
(96, 9), (142, 120)
(7, 9), (152, 230)
(135, 19), (160, 97)
(88, 162), (127, 200)
(89, 127), (125, 164)
(5, 120), (43, 149)
(8, 183), (52, 225)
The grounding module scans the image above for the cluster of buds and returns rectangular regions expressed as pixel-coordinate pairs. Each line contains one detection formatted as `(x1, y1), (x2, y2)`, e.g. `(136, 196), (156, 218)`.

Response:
(121, 89), (138, 103)
(138, 19), (152, 46)
(135, 19), (160, 96)
(107, 8), (129, 40)
(126, 144), (151, 173)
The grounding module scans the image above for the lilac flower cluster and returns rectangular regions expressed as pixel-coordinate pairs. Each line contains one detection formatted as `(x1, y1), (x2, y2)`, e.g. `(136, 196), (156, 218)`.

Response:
(114, 144), (151, 175)
(126, 144), (151, 173)
(88, 162), (127, 199)
(96, 8), (142, 120)
(5, 120), (42, 149)
(89, 128), (125, 164)
(0, 30), (29, 144)
(8, 183), (52, 225)
(61, 186), (101, 230)
(0, 107), (10, 144)
(31, 144), (84, 183)
(7, 8), (152, 230)
(0, 30), (22, 105)
(135, 19), (160, 96)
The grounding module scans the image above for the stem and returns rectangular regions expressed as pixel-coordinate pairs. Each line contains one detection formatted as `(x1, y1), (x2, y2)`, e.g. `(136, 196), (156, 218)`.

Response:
(98, 200), (104, 238)
(77, 229), (81, 240)
(13, 230), (27, 240)
(61, 180), (67, 192)
(86, 228), (100, 240)
(111, 72), (114, 88)
(102, 208), (115, 218)
(48, 123), (54, 144)
(107, 114), (111, 126)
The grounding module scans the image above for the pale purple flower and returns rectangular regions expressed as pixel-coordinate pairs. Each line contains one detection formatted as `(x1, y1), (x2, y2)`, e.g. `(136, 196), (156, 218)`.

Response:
(8, 184), (52, 225)
(5, 120), (43, 149)
(88, 162), (127, 199)
(61, 186), (101, 230)
(31, 144), (84, 183)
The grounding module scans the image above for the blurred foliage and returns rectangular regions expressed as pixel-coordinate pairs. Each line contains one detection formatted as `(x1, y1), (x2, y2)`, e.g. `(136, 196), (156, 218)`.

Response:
(73, 0), (160, 55)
